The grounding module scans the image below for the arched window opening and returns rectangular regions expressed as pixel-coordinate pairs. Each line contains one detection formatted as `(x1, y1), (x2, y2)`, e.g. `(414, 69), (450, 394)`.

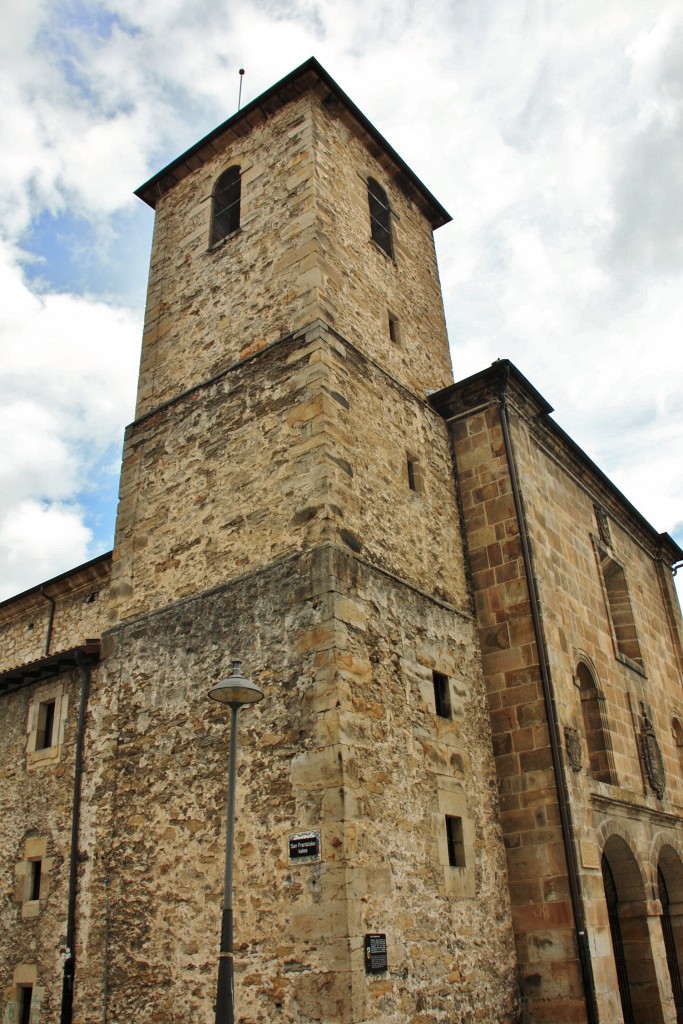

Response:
(211, 166), (241, 245)
(673, 719), (683, 775)
(368, 178), (393, 257)
(658, 847), (683, 1023)
(577, 663), (616, 784)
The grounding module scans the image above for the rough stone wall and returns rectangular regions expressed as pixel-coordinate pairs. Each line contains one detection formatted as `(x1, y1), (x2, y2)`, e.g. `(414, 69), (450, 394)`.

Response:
(69, 546), (519, 1024)
(0, 560), (111, 673)
(0, 667), (82, 1022)
(134, 87), (453, 422)
(309, 96), (453, 397)
(110, 324), (468, 624)
(135, 91), (320, 418)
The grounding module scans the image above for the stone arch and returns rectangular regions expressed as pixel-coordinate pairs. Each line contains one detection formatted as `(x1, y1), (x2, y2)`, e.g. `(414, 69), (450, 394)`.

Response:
(657, 843), (683, 1022)
(576, 660), (616, 783)
(601, 833), (664, 1024)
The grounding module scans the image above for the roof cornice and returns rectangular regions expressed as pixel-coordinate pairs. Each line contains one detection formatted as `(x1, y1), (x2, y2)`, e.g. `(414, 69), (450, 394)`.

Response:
(430, 359), (683, 567)
(134, 57), (451, 228)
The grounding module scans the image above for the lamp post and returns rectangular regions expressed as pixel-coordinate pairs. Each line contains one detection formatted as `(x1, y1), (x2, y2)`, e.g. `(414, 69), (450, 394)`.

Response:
(209, 660), (264, 1024)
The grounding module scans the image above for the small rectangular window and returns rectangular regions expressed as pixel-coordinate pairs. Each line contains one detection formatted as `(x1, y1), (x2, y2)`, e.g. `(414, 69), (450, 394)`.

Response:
(36, 699), (56, 750)
(433, 672), (451, 719)
(407, 459), (417, 491)
(445, 816), (465, 868)
(29, 859), (42, 901)
(19, 986), (33, 1024)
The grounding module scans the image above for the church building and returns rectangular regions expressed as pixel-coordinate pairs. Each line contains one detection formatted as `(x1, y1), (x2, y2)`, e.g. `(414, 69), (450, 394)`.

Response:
(2, 57), (683, 1024)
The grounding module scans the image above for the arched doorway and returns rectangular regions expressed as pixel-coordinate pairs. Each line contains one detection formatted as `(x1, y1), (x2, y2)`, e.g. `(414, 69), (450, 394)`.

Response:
(602, 836), (664, 1024)
(658, 846), (683, 1022)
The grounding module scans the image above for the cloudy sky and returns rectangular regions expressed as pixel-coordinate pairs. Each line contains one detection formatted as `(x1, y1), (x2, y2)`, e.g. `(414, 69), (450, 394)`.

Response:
(1, 0), (682, 602)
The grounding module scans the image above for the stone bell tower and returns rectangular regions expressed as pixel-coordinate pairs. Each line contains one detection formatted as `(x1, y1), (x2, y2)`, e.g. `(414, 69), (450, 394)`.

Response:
(90, 58), (519, 1023)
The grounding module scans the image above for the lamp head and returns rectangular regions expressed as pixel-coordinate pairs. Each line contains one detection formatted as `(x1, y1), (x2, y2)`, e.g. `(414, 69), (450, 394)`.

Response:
(209, 660), (264, 708)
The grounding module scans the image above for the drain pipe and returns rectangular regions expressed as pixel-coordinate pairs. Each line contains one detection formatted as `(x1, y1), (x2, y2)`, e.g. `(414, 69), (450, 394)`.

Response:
(498, 377), (599, 1024)
(40, 587), (56, 656)
(60, 653), (91, 1024)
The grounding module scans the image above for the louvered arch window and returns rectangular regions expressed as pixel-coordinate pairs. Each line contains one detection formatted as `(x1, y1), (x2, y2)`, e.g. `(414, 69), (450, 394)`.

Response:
(368, 177), (393, 257)
(211, 165), (241, 245)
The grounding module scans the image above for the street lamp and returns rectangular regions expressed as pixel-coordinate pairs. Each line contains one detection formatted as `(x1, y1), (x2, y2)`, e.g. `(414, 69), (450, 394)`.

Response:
(209, 660), (264, 1024)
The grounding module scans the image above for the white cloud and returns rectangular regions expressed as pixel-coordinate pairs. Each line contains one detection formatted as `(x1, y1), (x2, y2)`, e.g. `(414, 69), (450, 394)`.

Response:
(0, 240), (139, 596)
(0, 500), (92, 602)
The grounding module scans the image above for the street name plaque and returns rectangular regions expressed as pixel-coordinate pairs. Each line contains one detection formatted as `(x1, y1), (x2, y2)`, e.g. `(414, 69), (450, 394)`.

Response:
(288, 831), (321, 863)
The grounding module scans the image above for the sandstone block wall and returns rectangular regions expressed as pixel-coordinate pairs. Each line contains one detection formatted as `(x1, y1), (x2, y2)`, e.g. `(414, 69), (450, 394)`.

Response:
(110, 324), (468, 624)
(439, 366), (683, 1024)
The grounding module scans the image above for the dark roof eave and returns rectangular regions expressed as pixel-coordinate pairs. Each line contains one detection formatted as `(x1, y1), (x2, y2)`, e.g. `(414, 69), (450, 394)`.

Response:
(134, 57), (452, 229)
(0, 640), (101, 696)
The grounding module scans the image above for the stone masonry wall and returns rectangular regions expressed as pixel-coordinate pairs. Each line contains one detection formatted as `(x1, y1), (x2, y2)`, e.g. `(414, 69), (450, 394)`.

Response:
(508, 404), (683, 1023)
(70, 545), (519, 1024)
(134, 87), (453, 422)
(135, 93), (319, 419)
(0, 667), (83, 1022)
(110, 324), (468, 624)
(445, 374), (683, 1024)
(309, 95), (453, 398)
(448, 400), (584, 1023)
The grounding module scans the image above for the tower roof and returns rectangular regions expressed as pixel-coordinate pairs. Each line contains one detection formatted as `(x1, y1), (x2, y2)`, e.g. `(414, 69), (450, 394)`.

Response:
(135, 57), (452, 228)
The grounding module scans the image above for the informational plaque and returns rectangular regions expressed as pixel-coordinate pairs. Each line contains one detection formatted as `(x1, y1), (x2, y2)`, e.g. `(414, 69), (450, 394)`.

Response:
(364, 933), (388, 974)
(288, 831), (321, 864)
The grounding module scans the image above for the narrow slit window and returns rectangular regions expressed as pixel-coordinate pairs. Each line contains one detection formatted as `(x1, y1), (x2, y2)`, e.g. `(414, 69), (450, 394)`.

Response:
(388, 315), (400, 344)
(433, 671), (451, 719)
(18, 986), (33, 1024)
(445, 816), (465, 867)
(368, 178), (393, 257)
(210, 165), (241, 245)
(36, 699), (56, 750)
(29, 859), (42, 901)
(407, 459), (416, 491)
(406, 456), (423, 494)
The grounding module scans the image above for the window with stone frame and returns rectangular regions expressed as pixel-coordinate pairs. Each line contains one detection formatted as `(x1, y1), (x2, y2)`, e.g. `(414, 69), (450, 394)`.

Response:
(597, 548), (644, 671)
(445, 815), (466, 867)
(406, 453), (424, 494)
(26, 683), (67, 768)
(210, 165), (241, 245)
(577, 662), (616, 784)
(16, 836), (52, 919)
(432, 671), (452, 719)
(367, 177), (393, 257)
(11, 965), (39, 1024)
